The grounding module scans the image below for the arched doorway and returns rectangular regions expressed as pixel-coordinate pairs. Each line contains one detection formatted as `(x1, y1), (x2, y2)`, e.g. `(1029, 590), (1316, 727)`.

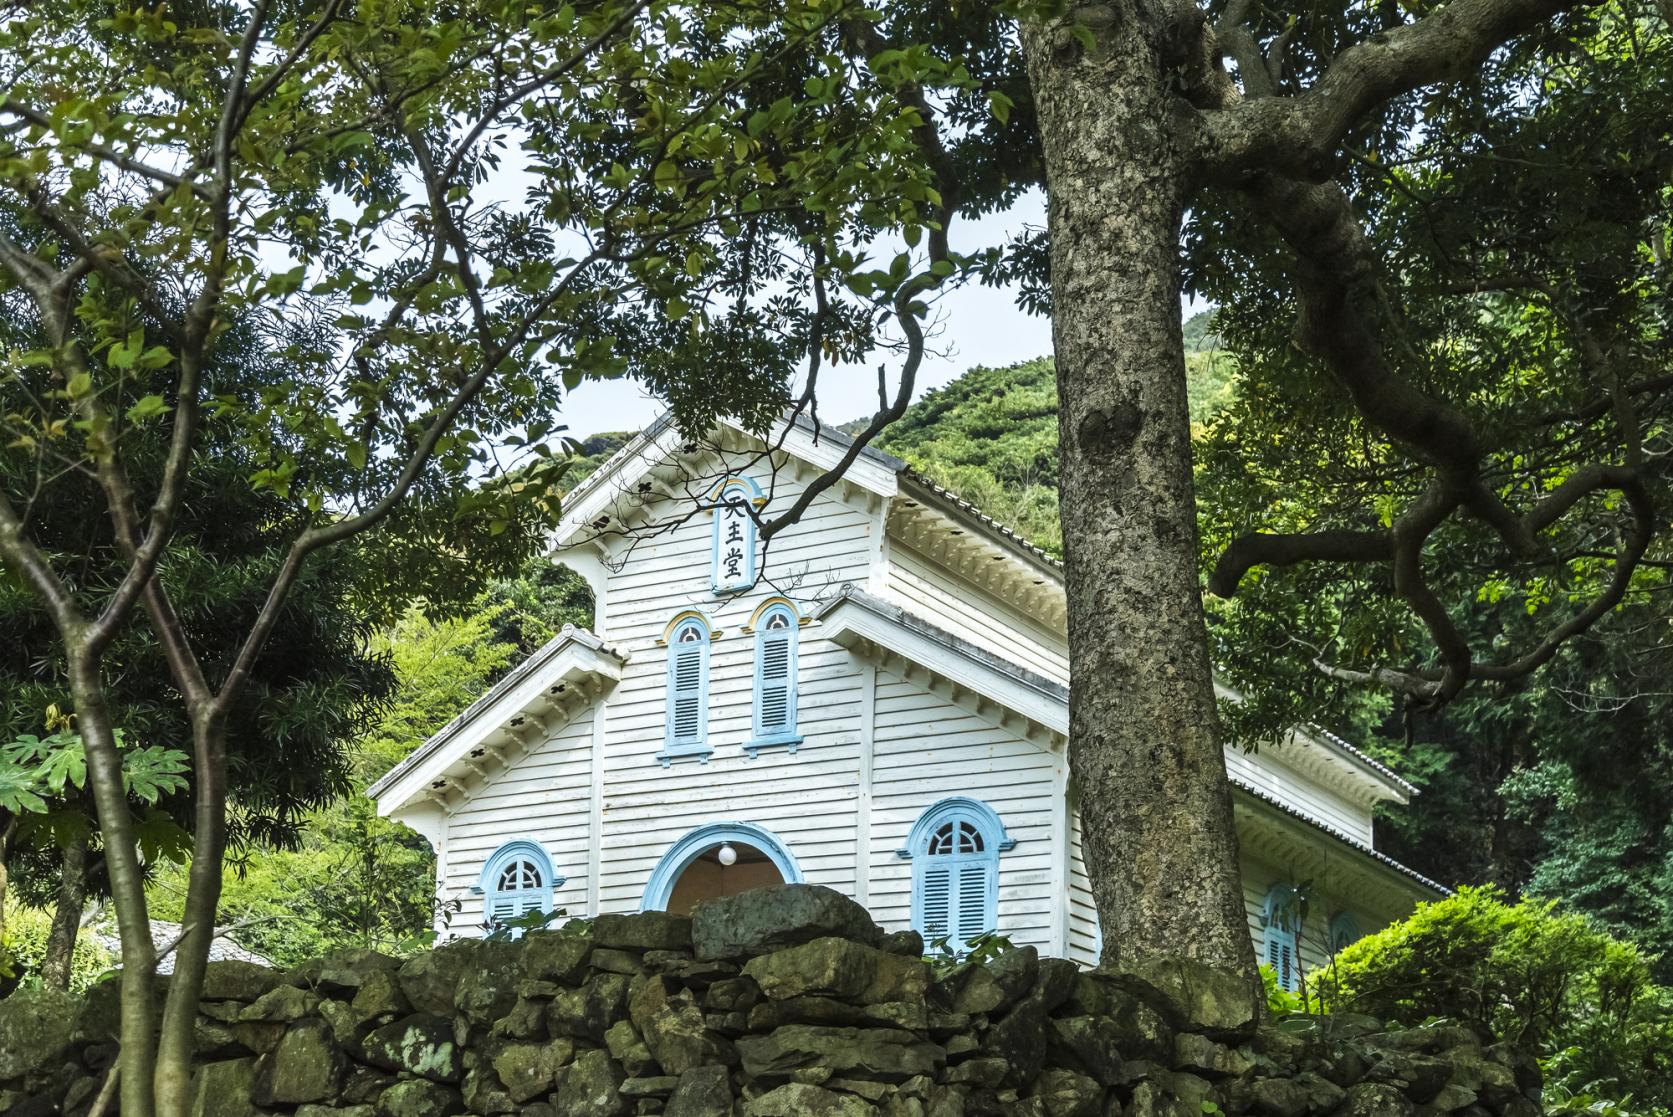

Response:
(641, 822), (802, 914)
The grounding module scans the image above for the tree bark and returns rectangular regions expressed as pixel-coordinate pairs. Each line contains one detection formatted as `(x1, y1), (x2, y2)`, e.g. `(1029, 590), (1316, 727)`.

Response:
(66, 651), (158, 1117)
(41, 837), (89, 990)
(1021, 3), (1256, 977)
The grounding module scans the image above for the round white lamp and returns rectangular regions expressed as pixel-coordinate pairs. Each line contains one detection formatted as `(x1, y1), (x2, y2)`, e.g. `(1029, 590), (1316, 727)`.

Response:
(717, 843), (738, 867)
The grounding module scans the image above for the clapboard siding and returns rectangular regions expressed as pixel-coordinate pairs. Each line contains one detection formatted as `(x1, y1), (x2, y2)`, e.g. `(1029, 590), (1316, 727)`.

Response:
(882, 546), (1069, 683)
(441, 708), (596, 931)
(1224, 748), (1373, 844)
(1067, 804), (1100, 966)
(868, 675), (1063, 951)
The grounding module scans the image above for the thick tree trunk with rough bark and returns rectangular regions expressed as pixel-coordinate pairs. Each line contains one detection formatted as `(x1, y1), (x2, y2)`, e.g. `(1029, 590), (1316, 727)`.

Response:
(41, 838), (88, 990)
(1022, 5), (1256, 977)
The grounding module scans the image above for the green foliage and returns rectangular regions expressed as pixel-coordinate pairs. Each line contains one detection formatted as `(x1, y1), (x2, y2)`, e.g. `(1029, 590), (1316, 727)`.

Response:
(1260, 962), (1306, 1016)
(1315, 887), (1673, 1112)
(868, 353), (1238, 557)
(0, 906), (114, 994)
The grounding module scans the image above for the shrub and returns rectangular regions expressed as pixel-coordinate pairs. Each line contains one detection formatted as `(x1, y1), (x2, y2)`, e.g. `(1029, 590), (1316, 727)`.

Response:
(1314, 885), (1673, 1114)
(0, 906), (115, 994)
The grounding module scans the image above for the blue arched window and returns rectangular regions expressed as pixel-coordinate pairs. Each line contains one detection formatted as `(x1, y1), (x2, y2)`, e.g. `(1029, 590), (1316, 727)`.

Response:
(1262, 882), (1305, 992)
(478, 841), (561, 938)
(711, 477), (760, 595)
(1329, 912), (1362, 954)
(747, 601), (800, 757)
(659, 613), (712, 766)
(901, 797), (1015, 955)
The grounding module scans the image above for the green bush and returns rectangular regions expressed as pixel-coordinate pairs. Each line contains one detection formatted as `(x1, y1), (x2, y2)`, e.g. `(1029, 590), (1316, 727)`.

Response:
(1314, 885), (1673, 1114)
(0, 906), (115, 993)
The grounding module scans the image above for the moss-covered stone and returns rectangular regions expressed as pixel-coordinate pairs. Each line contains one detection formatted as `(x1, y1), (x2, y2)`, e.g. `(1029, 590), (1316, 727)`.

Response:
(0, 987), (79, 1079)
(358, 1014), (462, 1083)
(254, 1020), (345, 1105)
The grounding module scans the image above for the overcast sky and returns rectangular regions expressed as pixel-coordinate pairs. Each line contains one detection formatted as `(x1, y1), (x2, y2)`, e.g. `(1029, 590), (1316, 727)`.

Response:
(563, 191), (1055, 437)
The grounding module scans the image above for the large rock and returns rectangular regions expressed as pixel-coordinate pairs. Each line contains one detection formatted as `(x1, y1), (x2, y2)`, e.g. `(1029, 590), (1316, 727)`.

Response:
(237, 985), (320, 1024)
(1105, 959), (1260, 1037)
(1334, 1082), (1417, 1116)
(288, 948), (402, 994)
(629, 976), (734, 1074)
(254, 1020), (345, 1104)
(374, 1079), (462, 1117)
(396, 938), (486, 1015)
(0, 986), (79, 1078)
(189, 1057), (264, 1117)
(521, 928), (594, 984)
(592, 911), (693, 953)
(552, 1048), (629, 1117)
(453, 941), (524, 1026)
(691, 885), (883, 961)
(742, 938), (927, 1005)
(1029, 1068), (1102, 1117)
(736, 1025), (943, 1084)
(202, 961), (283, 1003)
(491, 1039), (572, 1103)
(1046, 1017), (1126, 1086)
(743, 1083), (880, 1116)
(549, 972), (632, 1043)
(665, 1065), (734, 1117)
(358, 1014), (462, 1083)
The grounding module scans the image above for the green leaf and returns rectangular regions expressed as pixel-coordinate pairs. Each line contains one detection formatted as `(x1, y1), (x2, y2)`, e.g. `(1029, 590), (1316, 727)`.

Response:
(125, 394), (170, 423)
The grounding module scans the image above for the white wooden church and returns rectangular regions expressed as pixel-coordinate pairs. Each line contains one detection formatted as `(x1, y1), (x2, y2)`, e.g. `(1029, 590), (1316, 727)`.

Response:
(370, 413), (1442, 987)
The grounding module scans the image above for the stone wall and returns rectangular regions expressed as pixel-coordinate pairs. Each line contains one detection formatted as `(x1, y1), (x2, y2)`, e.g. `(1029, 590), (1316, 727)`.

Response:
(0, 886), (1542, 1117)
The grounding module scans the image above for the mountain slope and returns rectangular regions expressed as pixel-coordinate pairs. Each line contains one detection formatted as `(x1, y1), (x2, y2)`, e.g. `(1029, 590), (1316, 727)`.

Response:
(869, 340), (1237, 555)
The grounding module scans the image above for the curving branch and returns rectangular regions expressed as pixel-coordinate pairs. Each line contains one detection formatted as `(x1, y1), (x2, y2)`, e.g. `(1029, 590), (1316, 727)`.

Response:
(1187, 0), (1593, 183)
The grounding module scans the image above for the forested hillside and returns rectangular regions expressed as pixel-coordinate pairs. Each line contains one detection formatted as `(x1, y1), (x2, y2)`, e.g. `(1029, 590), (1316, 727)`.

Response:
(863, 328), (1673, 979)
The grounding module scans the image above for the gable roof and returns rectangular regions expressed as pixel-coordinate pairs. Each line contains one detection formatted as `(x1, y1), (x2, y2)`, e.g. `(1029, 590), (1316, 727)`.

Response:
(369, 626), (627, 816)
(550, 410), (1408, 803)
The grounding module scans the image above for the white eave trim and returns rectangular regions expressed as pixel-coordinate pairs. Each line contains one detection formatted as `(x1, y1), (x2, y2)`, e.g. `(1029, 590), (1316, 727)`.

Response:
(369, 626), (627, 816)
(553, 411), (900, 551)
(816, 585), (1069, 747)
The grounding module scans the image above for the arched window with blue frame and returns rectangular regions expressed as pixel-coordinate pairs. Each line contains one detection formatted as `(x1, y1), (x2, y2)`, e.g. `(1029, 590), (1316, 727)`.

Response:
(659, 612), (712, 766)
(900, 797), (1016, 955)
(1262, 882), (1305, 992)
(746, 600), (800, 757)
(1328, 912), (1362, 955)
(711, 476), (761, 595)
(478, 840), (562, 938)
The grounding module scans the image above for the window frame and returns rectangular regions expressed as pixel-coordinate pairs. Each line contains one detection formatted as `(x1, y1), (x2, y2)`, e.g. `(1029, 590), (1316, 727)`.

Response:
(746, 600), (802, 757)
(659, 613), (713, 766)
(1261, 882), (1305, 992)
(476, 840), (562, 938)
(899, 797), (1015, 956)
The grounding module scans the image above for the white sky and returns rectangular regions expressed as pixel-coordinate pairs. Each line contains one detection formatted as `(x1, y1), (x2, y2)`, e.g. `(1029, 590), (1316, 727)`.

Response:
(563, 191), (1056, 436)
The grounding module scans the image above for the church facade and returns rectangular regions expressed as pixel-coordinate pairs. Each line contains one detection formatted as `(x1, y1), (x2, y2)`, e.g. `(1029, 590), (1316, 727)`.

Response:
(370, 414), (1441, 988)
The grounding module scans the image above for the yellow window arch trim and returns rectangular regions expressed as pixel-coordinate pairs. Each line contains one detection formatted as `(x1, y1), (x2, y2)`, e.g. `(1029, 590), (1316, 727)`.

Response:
(657, 609), (724, 646)
(740, 596), (812, 634)
(707, 475), (769, 508)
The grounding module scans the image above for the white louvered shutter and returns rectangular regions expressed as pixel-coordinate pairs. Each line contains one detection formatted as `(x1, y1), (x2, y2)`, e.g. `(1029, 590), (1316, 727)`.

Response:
(756, 618), (794, 737)
(1265, 931), (1295, 991)
(920, 864), (953, 942)
(669, 638), (704, 744)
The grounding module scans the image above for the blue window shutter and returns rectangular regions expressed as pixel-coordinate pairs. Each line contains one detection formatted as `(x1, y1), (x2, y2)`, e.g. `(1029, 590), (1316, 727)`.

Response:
(1265, 928), (1297, 991)
(955, 861), (992, 945)
(752, 610), (797, 742)
(919, 864), (953, 942)
(666, 629), (708, 748)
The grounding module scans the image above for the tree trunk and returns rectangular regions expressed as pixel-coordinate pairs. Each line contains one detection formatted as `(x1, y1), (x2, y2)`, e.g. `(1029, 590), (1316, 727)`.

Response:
(1021, 3), (1256, 978)
(67, 651), (158, 1117)
(41, 837), (89, 990)
(154, 713), (229, 1117)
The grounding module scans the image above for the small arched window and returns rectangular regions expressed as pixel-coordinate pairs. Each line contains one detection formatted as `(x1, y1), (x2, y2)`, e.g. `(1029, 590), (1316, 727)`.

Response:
(747, 602), (800, 756)
(1329, 912), (1362, 954)
(902, 798), (1015, 956)
(711, 477), (760, 595)
(479, 841), (560, 938)
(1262, 882), (1305, 992)
(660, 614), (712, 765)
